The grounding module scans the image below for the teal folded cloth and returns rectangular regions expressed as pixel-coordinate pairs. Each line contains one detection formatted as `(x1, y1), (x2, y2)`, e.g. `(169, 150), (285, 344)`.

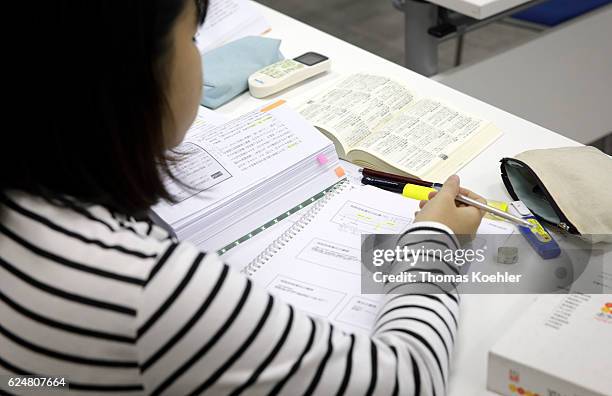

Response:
(201, 36), (283, 109)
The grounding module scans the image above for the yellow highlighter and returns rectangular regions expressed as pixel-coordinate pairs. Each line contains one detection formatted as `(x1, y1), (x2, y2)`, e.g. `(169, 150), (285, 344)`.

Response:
(402, 184), (436, 201)
(361, 175), (534, 228)
(402, 184), (508, 219)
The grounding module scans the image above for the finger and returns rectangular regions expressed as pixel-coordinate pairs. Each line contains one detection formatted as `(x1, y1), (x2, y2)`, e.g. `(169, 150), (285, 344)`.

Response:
(461, 203), (486, 218)
(419, 200), (427, 209)
(458, 205), (485, 220)
(427, 191), (437, 200)
(459, 187), (486, 204)
(437, 175), (460, 200)
(458, 187), (473, 196)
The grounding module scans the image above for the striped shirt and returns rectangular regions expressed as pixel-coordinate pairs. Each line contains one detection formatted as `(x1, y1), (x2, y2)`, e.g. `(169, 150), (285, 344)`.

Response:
(0, 191), (460, 395)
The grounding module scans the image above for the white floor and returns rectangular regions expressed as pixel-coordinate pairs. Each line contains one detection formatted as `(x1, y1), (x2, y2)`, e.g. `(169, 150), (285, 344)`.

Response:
(438, 5), (612, 147)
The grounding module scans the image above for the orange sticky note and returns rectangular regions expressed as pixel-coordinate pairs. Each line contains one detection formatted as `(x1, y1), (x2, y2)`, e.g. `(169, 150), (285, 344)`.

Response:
(335, 166), (345, 178)
(260, 99), (286, 112)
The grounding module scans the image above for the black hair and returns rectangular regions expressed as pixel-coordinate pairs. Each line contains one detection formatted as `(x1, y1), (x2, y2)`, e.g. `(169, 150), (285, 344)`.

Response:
(1, 0), (208, 215)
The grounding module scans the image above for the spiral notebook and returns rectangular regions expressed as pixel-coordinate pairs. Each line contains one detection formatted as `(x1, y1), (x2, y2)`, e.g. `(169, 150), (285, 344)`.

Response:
(241, 181), (419, 334)
(238, 175), (518, 333)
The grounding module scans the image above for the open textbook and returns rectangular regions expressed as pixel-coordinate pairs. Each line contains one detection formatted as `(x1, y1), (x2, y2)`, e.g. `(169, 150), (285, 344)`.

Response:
(299, 74), (503, 181)
(153, 101), (343, 252)
(196, 0), (270, 53)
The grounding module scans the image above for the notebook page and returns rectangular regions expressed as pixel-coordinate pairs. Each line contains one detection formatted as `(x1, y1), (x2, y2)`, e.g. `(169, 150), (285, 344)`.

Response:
(249, 184), (417, 334)
(248, 183), (517, 334)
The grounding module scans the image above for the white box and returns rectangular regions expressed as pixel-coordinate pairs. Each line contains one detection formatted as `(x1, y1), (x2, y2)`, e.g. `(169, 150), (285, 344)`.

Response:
(487, 294), (612, 396)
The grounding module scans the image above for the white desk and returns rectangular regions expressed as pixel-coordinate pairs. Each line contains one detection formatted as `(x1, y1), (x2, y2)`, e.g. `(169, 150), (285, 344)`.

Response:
(217, 3), (579, 394)
(428, 0), (532, 19)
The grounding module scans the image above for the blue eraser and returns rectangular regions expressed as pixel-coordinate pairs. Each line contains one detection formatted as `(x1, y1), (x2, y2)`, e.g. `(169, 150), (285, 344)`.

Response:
(519, 217), (561, 259)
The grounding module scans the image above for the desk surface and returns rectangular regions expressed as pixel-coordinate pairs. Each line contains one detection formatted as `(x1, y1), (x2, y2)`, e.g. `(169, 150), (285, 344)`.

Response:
(427, 0), (532, 19)
(217, 3), (579, 395)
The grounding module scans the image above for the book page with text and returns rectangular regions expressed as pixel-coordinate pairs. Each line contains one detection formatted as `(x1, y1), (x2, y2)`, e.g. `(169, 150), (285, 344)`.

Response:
(299, 74), (417, 157)
(153, 102), (333, 226)
(351, 98), (499, 179)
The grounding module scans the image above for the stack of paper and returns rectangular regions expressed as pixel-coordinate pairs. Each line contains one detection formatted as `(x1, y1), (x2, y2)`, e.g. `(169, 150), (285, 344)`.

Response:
(153, 101), (342, 253)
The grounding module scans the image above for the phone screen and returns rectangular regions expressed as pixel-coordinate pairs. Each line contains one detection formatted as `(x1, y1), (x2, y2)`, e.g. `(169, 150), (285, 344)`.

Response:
(293, 52), (328, 66)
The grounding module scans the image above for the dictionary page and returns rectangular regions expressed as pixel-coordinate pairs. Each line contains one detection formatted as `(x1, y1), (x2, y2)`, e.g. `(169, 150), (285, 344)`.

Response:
(348, 98), (502, 180)
(299, 74), (502, 180)
(196, 0), (270, 53)
(153, 101), (334, 227)
(298, 74), (418, 158)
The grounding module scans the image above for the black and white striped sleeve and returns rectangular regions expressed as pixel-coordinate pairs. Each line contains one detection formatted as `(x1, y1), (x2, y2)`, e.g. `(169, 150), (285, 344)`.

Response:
(136, 220), (460, 396)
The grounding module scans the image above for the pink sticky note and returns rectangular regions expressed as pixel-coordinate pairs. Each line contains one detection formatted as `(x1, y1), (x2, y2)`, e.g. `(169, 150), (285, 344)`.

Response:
(316, 154), (328, 165)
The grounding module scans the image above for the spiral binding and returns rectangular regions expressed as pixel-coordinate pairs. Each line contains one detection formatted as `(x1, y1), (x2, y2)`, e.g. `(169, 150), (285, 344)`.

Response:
(241, 179), (352, 276)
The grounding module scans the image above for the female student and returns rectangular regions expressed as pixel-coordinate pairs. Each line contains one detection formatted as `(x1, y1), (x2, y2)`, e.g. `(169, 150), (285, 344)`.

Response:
(0, 1), (485, 394)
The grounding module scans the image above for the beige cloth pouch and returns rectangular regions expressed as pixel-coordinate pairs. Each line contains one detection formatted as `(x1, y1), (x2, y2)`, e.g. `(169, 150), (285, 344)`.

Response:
(500, 146), (612, 243)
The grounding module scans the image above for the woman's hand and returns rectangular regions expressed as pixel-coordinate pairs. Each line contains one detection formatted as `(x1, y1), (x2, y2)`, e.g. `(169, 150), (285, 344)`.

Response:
(415, 175), (486, 236)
